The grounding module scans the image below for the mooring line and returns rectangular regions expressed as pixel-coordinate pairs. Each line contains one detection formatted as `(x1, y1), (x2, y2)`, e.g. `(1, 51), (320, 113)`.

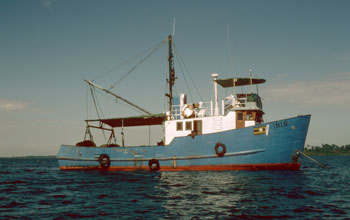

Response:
(297, 150), (326, 169)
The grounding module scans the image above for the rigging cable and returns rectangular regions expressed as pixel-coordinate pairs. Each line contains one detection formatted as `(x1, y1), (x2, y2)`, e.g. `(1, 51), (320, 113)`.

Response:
(226, 24), (235, 74)
(89, 86), (107, 142)
(108, 40), (166, 91)
(86, 84), (89, 120)
(173, 43), (204, 102)
(92, 40), (165, 82)
(227, 24), (237, 95)
(90, 87), (106, 119)
(175, 52), (193, 102)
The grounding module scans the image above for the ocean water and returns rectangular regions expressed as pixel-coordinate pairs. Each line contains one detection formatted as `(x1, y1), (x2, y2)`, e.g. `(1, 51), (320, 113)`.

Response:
(1, 156), (350, 219)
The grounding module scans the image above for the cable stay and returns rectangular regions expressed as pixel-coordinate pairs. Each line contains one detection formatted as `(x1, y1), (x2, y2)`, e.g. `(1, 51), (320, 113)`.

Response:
(89, 86), (107, 142)
(108, 40), (166, 91)
(92, 40), (166, 82)
(90, 87), (105, 119)
(90, 87), (106, 134)
(173, 43), (203, 102)
(297, 150), (327, 169)
(175, 51), (193, 102)
(226, 24), (235, 74)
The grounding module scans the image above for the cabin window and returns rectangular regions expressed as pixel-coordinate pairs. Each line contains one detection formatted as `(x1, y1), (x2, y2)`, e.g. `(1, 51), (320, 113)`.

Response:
(185, 121), (192, 130)
(176, 122), (183, 131)
(246, 112), (253, 120)
(238, 112), (243, 120)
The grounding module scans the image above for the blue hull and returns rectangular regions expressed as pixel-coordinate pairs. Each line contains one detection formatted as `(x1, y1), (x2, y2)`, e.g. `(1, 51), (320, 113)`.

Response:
(57, 115), (311, 171)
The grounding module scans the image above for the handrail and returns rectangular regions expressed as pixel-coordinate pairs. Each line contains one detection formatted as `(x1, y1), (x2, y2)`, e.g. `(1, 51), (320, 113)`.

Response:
(170, 101), (212, 119)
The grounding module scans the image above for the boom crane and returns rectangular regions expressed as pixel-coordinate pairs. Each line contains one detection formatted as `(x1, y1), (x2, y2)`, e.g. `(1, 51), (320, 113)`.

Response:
(84, 80), (152, 115)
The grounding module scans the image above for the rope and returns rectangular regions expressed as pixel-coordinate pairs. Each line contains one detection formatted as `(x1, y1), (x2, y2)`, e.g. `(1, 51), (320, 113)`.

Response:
(90, 87), (105, 119)
(173, 43), (204, 102)
(89, 86), (107, 142)
(86, 84), (89, 120)
(108, 41), (165, 91)
(92, 40), (165, 82)
(176, 53), (193, 102)
(226, 24), (235, 74)
(90, 87), (101, 119)
(297, 150), (326, 169)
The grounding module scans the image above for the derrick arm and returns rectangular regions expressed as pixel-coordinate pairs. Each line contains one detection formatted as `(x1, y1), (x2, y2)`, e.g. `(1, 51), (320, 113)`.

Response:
(84, 80), (152, 115)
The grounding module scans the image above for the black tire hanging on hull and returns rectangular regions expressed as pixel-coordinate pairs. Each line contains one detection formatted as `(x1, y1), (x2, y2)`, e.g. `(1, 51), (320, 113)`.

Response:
(215, 142), (226, 157)
(98, 154), (111, 170)
(148, 159), (160, 172)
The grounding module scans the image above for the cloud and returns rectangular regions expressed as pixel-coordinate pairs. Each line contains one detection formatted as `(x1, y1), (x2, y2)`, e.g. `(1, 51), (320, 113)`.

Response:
(343, 72), (350, 78)
(264, 79), (350, 106)
(41, 0), (54, 9)
(0, 99), (29, 111)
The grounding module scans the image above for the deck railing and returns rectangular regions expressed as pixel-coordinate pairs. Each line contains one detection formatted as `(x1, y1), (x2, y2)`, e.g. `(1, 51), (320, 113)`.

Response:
(170, 101), (213, 120)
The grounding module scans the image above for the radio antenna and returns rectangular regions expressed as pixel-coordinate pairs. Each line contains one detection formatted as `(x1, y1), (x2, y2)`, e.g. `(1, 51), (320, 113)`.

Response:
(226, 24), (234, 74)
(172, 17), (176, 37)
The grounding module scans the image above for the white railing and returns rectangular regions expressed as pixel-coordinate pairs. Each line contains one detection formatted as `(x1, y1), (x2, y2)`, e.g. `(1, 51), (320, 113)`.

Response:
(170, 104), (181, 119)
(170, 101), (213, 120)
(224, 95), (247, 112)
(197, 101), (212, 117)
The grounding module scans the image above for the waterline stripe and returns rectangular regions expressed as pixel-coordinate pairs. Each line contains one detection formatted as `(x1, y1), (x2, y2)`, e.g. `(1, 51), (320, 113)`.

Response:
(60, 162), (300, 171)
(57, 148), (265, 162)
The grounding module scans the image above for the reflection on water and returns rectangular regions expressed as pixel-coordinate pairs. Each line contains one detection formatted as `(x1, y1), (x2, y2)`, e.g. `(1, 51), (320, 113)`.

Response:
(0, 156), (350, 219)
(157, 171), (311, 219)
(158, 172), (245, 218)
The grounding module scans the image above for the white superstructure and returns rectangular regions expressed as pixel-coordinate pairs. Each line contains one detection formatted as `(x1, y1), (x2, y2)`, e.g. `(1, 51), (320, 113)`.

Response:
(164, 73), (265, 145)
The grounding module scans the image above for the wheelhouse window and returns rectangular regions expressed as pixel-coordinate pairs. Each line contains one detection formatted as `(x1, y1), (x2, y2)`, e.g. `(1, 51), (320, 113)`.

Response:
(246, 112), (253, 120)
(176, 122), (183, 131)
(185, 121), (192, 130)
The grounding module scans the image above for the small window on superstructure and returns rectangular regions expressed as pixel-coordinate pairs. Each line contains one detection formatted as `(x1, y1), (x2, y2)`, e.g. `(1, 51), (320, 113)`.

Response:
(246, 112), (253, 120)
(176, 122), (183, 131)
(185, 121), (192, 130)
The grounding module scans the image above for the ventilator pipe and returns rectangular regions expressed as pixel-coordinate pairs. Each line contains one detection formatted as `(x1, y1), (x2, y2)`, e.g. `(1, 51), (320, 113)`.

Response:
(212, 73), (219, 116)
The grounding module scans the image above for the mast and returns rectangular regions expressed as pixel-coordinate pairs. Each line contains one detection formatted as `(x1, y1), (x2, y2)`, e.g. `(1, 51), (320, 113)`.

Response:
(166, 35), (175, 113)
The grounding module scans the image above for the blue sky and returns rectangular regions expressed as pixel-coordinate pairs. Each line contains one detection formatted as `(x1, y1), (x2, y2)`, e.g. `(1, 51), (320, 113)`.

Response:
(1, 0), (349, 156)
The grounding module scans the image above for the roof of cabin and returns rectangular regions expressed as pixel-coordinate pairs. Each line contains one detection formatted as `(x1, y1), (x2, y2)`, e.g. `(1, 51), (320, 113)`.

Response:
(215, 78), (266, 88)
(86, 113), (166, 128)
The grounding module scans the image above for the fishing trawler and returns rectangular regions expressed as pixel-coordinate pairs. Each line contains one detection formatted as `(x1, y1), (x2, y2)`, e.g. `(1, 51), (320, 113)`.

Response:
(57, 35), (311, 171)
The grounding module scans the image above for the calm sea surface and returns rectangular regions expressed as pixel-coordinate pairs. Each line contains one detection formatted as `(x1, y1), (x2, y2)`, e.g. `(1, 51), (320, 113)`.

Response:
(1, 156), (350, 219)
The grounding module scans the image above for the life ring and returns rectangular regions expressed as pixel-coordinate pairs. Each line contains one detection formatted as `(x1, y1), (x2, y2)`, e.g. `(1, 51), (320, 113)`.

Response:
(98, 154), (111, 170)
(181, 104), (194, 118)
(215, 142), (226, 157)
(148, 159), (160, 172)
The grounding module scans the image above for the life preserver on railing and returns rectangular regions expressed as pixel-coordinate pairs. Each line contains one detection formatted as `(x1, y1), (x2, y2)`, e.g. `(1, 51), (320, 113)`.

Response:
(181, 104), (194, 118)
(215, 142), (226, 157)
(148, 159), (160, 172)
(98, 154), (111, 170)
